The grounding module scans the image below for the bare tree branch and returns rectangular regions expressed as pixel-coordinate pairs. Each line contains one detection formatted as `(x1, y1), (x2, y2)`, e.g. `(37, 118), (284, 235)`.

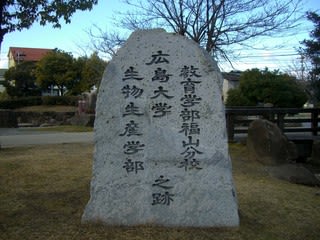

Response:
(91, 0), (304, 64)
(87, 24), (126, 59)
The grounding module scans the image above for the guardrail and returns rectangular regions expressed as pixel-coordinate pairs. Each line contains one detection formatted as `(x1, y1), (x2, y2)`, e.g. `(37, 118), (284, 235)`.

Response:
(225, 107), (320, 142)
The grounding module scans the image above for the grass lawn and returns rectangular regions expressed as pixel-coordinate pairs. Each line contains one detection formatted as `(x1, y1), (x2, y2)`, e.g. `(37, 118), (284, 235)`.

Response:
(0, 143), (319, 240)
(15, 105), (77, 113)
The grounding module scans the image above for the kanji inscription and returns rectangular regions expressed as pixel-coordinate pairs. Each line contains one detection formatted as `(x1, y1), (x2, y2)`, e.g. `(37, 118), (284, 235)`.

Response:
(82, 29), (239, 227)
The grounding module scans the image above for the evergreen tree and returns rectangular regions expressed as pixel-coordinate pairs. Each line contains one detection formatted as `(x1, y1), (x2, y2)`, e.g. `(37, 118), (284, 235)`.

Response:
(226, 68), (307, 108)
(35, 49), (74, 96)
(4, 61), (41, 97)
(301, 12), (320, 104)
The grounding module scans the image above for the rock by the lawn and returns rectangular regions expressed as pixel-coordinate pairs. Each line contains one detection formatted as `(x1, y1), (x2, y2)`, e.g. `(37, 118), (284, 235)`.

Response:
(247, 119), (298, 165)
(266, 164), (320, 186)
(82, 29), (239, 227)
(69, 114), (95, 127)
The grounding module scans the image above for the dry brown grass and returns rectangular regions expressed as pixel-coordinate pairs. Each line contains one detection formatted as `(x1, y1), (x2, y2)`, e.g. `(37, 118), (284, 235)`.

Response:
(0, 143), (319, 240)
(34, 125), (93, 132)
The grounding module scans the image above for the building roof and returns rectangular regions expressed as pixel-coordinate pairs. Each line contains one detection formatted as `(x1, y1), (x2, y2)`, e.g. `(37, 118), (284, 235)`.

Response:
(222, 71), (242, 82)
(8, 47), (52, 63)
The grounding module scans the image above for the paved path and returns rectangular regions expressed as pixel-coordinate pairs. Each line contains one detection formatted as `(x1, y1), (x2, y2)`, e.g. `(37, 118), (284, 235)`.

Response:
(0, 128), (93, 148)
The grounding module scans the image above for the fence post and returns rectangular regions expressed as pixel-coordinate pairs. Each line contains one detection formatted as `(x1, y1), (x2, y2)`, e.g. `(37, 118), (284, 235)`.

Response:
(277, 113), (285, 132)
(226, 112), (235, 142)
(311, 109), (318, 136)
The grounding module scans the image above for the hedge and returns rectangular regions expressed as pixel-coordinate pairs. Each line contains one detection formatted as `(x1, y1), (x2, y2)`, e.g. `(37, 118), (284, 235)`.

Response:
(41, 96), (78, 106)
(0, 97), (42, 109)
(0, 96), (79, 109)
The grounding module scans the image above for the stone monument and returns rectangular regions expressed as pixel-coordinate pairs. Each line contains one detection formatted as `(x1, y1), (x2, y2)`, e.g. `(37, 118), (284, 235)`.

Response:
(247, 119), (297, 165)
(82, 29), (239, 227)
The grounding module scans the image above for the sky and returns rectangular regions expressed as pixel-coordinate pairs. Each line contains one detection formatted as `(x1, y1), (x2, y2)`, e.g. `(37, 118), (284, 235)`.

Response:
(0, 0), (319, 73)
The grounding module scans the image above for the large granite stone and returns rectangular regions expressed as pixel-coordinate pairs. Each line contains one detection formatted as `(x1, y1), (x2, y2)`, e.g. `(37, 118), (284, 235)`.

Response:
(82, 29), (239, 227)
(247, 119), (297, 165)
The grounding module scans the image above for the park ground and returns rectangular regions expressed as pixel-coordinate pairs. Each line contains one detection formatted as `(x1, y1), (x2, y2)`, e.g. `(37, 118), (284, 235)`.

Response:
(0, 142), (319, 240)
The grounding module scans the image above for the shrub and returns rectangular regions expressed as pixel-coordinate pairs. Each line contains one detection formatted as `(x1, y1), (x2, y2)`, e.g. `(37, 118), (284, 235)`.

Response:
(0, 90), (10, 101)
(226, 88), (253, 107)
(0, 97), (42, 109)
(41, 96), (78, 106)
(0, 96), (78, 109)
(226, 68), (308, 108)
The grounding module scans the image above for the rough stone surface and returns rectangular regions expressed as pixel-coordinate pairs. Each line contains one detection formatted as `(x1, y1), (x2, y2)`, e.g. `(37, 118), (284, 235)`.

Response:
(247, 119), (298, 165)
(0, 110), (17, 128)
(82, 29), (239, 227)
(68, 114), (95, 127)
(15, 111), (75, 127)
(266, 164), (320, 186)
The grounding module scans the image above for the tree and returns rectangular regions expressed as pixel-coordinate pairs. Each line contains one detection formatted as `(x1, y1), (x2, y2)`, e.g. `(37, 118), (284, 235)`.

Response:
(35, 50), (106, 96)
(226, 68), (307, 107)
(0, 0), (98, 48)
(4, 61), (41, 97)
(35, 49), (75, 96)
(81, 52), (107, 89)
(301, 12), (320, 104)
(65, 53), (107, 95)
(66, 56), (87, 95)
(92, 0), (303, 61)
(286, 56), (312, 84)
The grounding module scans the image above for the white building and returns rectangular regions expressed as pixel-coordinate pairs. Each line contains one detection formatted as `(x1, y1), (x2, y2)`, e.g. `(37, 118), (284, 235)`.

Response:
(222, 71), (242, 102)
